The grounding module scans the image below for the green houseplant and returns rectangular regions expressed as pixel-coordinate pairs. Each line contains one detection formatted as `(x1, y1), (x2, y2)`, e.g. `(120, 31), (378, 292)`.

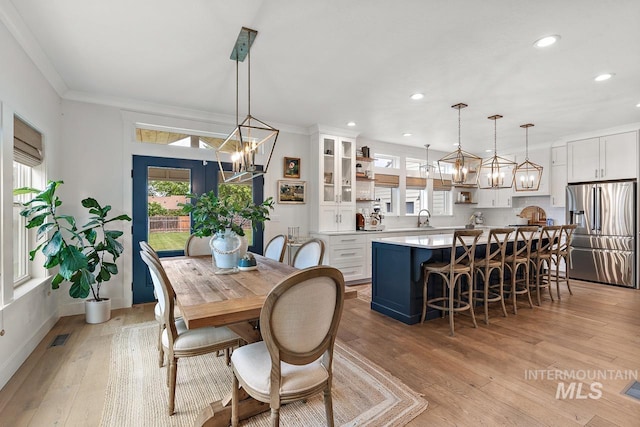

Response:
(14, 180), (131, 323)
(180, 191), (274, 268)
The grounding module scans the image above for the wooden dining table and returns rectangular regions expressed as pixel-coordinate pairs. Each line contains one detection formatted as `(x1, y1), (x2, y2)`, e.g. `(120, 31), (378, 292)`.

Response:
(161, 253), (357, 426)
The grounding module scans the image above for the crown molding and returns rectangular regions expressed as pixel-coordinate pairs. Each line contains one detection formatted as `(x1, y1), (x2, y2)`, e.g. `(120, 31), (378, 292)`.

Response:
(308, 124), (360, 138)
(0, 0), (68, 97)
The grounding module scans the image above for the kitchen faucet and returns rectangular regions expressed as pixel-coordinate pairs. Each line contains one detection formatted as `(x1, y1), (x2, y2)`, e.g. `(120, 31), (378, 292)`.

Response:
(418, 209), (431, 227)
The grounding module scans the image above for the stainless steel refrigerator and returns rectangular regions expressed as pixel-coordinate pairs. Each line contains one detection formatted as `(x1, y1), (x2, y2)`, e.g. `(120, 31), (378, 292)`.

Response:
(566, 180), (637, 288)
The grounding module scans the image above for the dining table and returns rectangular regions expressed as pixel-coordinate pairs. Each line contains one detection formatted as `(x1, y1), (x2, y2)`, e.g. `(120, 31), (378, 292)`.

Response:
(161, 253), (357, 427)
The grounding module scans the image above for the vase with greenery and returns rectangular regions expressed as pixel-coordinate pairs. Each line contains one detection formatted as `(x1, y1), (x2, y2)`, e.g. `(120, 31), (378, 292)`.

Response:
(180, 191), (274, 267)
(14, 180), (131, 322)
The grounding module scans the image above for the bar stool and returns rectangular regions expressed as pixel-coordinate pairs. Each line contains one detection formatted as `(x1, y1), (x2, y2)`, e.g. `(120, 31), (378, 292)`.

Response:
(504, 226), (538, 314)
(529, 225), (562, 305)
(421, 229), (483, 336)
(470, 227), (514, 325)
(551, 224), (578, 299)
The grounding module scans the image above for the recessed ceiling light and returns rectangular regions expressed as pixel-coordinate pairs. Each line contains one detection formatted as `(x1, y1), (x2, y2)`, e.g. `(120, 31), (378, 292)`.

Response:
(403, 133), (412, 137)
(636, 103), (640, 108)
(594, 73), (614, 82)
(534, 35), (560, 48)
(485, 149), (493, 153)
(410, 93), (424, 100)
(347, 121), (356, 127)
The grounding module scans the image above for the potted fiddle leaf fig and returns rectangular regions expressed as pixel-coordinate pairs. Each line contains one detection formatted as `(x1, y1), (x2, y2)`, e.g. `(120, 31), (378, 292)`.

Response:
(180, 191), (274, 268)
(14, 180), (131, 323)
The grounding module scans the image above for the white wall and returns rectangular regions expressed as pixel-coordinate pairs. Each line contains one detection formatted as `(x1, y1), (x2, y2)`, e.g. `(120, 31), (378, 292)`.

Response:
(0, 18), (61, 389)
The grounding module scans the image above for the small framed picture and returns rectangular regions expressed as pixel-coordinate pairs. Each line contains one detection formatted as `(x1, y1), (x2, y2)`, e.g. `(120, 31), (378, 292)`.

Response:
(283, 157), (300, 178)
(278, 180), (306, 204)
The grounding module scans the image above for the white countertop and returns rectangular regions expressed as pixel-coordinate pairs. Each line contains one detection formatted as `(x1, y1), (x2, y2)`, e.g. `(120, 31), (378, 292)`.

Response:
(312, 225), (477, 236)
(376, 228), (537, 249)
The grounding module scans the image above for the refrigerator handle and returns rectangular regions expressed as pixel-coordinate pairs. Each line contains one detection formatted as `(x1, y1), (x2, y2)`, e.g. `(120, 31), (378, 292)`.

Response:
(591, 186), (597, 231)
(596, 186), (603, 231)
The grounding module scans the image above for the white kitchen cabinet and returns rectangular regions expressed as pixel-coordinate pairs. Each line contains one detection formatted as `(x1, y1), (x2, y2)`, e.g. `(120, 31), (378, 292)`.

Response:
(550, 163), (567, 207)
(311, 134), (356, 232)
(476, 186), (513, 208)
(551, 145), (567, 166)
(567, 131), (637, 183)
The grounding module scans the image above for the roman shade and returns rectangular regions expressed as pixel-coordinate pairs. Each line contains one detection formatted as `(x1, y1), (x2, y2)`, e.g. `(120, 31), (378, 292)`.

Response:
(13, 116), (43, 167)
(432, 178), (452, 191)
(375, 173), (399, 188)
(406, 176), (427, 189)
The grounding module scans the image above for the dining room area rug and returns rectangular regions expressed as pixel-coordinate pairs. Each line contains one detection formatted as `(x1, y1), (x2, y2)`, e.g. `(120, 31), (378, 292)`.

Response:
(100, 321), (427, 427)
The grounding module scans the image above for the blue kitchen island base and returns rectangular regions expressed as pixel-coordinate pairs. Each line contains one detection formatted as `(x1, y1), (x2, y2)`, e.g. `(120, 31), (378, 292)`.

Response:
(371, 240), (446, 325)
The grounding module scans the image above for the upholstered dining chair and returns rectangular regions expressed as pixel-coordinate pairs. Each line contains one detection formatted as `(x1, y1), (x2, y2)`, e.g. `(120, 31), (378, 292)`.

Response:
(184, 234), (212, 256)
(551, 223), (578, 300)
(470, 227), (514, 325)
(264, 234), (288, 263)
(292, 238), (325, 269)
(504, 226), (538, 314)
(140, 251), (242, 415)
(140, 241), (168, 366)
(421, 229), (483, 336)
(230, 266), (345, 427)
(529, 225), (562, 305)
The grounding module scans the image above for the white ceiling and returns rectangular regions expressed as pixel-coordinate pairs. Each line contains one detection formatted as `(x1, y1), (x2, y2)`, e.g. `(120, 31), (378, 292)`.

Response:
(4, 0), (640, 153)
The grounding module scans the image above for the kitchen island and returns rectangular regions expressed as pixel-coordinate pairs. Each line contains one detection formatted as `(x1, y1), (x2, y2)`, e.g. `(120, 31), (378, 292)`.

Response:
(371, 232), (507, 325)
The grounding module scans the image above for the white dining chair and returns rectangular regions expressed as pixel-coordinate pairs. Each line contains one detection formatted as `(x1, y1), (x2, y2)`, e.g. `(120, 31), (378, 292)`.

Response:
(291, 238), (325, 269)
(140, 241), (168, 366)
(230, 266), (345, 426)
(264, 234), (287, 262)
(140, 251), (241, 415)
(184, 234), (212, 256)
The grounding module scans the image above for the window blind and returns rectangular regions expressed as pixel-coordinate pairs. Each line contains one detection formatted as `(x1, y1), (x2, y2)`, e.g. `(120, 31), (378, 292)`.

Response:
(14, 116), (43, 167)
(375, 173), (399, 188)
(406, 176), (427, 189)
(432, 178), (452, 191)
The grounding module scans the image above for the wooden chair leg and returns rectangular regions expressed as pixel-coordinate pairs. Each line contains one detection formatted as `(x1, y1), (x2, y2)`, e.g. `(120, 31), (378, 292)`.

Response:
(421, 271), (429, 323)
(168, 358), (177, 415)
(535, 262), (542, 306)
(448, 279), (455, 336)
(499, 268), (508, 318)
(323, 388), (335, 427)
(467, 274), (477, 329)
(232, 372), (239, 427)
(525, 263), (534, 309)
(270, 407), (280, 427)
(483, 270), (490, 325)
(158, 324), (165, 368)
(511, 266), (518, 315)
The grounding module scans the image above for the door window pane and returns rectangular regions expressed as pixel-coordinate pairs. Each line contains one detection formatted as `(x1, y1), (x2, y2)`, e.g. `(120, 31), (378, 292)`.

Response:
(219, 172), (255, 245)
(147, 167), (191, 251)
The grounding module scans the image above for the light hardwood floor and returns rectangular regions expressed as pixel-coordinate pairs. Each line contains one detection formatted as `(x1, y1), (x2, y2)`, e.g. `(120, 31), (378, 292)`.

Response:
(0, 280), (639, 426)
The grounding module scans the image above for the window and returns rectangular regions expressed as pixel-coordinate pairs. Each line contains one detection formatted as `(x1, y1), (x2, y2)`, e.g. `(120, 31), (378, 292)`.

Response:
(405, 189), (427, 215)
(432, 189), (452, 216)
(13, 115), (43, 286)
(374, 186), (396, 215)
(405, 157), (423, 176)
(135, 126), (227, 150)
(13, 162), (32, 284)
(374, 153), (399, 169)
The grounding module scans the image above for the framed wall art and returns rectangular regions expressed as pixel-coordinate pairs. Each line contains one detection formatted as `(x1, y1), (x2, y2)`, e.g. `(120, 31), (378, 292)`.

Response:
(278, 180), (306, 204)
(283, 157), (300, 178)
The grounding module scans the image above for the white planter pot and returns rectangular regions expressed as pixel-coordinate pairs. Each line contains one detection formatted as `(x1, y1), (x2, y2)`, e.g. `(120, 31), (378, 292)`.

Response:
(210, 229), (242, 269)
(85, 298), (111, 324)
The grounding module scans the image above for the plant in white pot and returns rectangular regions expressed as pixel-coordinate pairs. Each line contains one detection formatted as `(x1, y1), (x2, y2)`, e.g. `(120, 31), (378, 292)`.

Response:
(180, 191), (274, 269)
(14, 180), (131, 323)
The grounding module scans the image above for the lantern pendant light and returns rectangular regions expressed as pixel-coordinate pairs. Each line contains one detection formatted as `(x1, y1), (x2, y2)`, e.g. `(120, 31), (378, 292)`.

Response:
(438, 103), (482, 186)
(477, 114), (516, 189)
(514, 123), (543, 191)
(420, 144), (435, 178)
(216, 27), (279, 182)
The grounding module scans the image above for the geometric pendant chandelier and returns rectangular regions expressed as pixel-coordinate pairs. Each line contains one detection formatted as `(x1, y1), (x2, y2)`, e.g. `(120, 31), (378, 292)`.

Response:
(477, 114), (516, 189)
(438, 103), (482, 186)
(514, 123), (543, 191)
(217, 27), (279, 183)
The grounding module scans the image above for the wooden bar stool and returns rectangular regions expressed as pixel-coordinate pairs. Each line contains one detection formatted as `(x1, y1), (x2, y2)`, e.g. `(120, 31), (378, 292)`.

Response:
(551, 224), (578, 299)
(504, 226), (538, 314)
(529, 225), (562, 305)
(470, 227), (514, 325)
(421, 229), (483, 336)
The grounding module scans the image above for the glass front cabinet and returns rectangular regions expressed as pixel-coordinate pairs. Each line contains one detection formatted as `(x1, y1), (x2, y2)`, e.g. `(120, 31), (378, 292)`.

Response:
(313, 134), (356, 232)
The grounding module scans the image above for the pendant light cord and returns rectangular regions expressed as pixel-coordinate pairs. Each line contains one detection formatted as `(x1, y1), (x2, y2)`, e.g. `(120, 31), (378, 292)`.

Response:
(525, 126), (529, 161)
